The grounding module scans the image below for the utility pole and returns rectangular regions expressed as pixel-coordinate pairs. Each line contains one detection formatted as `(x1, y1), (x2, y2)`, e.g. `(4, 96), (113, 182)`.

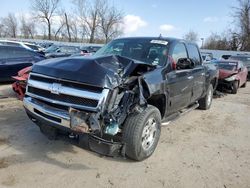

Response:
(200, 38), (204, 49)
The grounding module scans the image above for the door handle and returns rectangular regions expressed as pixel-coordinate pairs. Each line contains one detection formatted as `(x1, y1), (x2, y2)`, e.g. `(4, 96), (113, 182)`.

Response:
(187, 76), (194, 80)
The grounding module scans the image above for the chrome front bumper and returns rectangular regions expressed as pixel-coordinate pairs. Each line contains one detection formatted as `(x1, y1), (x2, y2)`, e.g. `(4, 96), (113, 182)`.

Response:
(23, 96), (71, 128)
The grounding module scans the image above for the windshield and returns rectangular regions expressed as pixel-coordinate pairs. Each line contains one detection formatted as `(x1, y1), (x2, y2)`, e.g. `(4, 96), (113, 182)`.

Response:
(60, 46), (80, 53)
(229, 56), (250, 65)
(217, 62), (237, 71)
(26, 44), (39, 50)
(95, 38), (169, 66)
(45, 45), (59, 53)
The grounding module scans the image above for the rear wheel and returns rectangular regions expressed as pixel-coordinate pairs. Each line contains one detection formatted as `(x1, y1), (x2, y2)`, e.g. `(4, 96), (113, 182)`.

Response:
(198, 84), (213, 110)
(242, 81), (247, 88)
(232, 80), (239, 94)
(122, 105), (161, 161)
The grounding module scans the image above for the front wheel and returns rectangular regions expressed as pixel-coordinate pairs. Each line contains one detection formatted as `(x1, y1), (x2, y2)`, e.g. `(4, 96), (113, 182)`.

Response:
(198, 84), (213, 110)
(232, 80), (239, 94)
(122, 105), (161, 161)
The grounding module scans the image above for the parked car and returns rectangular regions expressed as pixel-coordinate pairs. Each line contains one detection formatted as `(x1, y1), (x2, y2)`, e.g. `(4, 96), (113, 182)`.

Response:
(23, 37), (218, 161)
(201, 52), (213, 62)
(221, 55), (231, 60)
(45, 45), (81, 58)
(215, 60), (248, 94)
(12, 66), (32, 100)
(229, 55), (250, 79)
(38, 42), (54, 49)
(71, 45), (102, 57)
(0, 45), (45, 82)
(0, 40), (45, 55)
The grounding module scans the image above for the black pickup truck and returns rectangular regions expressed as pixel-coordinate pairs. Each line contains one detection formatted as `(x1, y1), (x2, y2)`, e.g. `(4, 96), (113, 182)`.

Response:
(23, 37), (218, 161)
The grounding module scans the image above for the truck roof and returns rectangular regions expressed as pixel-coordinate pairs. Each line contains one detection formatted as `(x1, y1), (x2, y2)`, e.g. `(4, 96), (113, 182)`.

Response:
(115, 36), (184, 43)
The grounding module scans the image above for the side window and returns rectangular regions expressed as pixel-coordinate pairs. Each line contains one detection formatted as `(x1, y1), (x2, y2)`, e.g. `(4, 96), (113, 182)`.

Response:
(187, 44), (201, 65)
(172, 43), (188, 63)
(0, 47), (14, 59)
(12, 48), (32, 58)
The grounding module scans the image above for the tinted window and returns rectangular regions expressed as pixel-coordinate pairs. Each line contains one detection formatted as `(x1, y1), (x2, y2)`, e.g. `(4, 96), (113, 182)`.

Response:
(0, 47), (34, 59)
(172, 43), (187, 63)
(95, 38), (169, 66)
(12, 48), (33, 58)
(0, 47), (9, 59)
(26, 44), (39, 50)
(6, 42), (21, 47)
(187, 44), (201, 65)
(216, 61), (237, 71)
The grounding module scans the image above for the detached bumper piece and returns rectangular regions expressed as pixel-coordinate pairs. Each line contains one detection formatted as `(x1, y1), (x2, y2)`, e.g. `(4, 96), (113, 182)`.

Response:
(12, 81), (26, 100)
(23, 96), (125, 158)
(81, 134), (125, 157)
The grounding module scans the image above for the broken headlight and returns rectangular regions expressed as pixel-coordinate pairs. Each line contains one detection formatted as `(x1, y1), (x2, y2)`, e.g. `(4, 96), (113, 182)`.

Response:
(225, 75), (237, 82)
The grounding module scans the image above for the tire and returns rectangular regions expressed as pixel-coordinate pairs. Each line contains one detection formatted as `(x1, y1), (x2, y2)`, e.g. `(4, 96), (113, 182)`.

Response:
(242, 81), (247, 88)
(232, 80), (239, 94)
(198, 84), (213, 110)
(122, 105), (161, 161)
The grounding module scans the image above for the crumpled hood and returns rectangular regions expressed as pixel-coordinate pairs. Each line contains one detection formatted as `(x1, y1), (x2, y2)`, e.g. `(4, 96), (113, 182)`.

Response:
(31, 55), (155, 89)
(219, 69), (237, 79)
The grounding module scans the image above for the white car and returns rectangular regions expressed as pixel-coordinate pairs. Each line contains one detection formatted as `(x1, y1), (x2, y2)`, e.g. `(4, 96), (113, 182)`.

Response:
(0, 40), (45, 54)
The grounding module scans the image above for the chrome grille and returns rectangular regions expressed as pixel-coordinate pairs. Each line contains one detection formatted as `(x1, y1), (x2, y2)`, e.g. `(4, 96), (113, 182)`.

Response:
(26, 73), (109, 111)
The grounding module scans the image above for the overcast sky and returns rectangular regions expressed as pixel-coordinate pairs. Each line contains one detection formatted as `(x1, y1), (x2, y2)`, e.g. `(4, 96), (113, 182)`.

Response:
(1, 0), (238, 44)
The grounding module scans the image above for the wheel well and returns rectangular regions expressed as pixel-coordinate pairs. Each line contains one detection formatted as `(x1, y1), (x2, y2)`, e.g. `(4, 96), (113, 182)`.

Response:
(210, 78), (217, 90)
(147, 94), (166, 118)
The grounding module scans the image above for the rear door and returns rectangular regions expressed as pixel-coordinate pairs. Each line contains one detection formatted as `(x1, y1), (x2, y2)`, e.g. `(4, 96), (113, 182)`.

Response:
(167, 42), (193, 113)
(187, 44), (206, 103)
(0, 47), (15, 81)
(1, 48), (34, 80)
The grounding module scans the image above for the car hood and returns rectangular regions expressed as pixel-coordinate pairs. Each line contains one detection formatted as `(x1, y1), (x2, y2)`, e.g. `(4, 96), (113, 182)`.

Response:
(31, 55), (156, 89)
(219, 69), (238, 79)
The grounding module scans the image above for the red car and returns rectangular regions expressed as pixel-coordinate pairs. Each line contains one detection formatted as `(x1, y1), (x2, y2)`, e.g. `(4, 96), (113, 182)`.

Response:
(215, 60), (248, 94)
(12, 66), (32, 100)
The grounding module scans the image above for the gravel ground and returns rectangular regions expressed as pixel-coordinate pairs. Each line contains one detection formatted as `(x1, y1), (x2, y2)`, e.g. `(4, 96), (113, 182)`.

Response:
(0, 83), (250, 188)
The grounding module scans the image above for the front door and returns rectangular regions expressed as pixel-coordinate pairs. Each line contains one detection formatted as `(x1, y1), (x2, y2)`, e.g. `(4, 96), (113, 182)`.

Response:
(166, 42), (193, 114)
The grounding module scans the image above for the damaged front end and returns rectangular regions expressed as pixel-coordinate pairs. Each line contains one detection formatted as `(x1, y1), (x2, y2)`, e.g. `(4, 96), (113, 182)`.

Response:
(218, 74), (238, 91)
(24, 55), (155, 157)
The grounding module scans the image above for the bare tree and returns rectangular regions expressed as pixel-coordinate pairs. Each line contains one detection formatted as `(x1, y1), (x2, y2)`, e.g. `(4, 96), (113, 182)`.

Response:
(232, 0), (250, 51)
(1, 13), (18, 38)
(52, 13), (65, 41)
(183, 30), (199, 43)
(31, 0), (60, 40)
(70, 18), (79, 42)
(0, 23), (5, 37)
(203, 32), (230, 50)
(20, 15), (36, 38)
(99, 3), (123, 43)
(73, 0), (103, 43)
(64, 13), (72, 42)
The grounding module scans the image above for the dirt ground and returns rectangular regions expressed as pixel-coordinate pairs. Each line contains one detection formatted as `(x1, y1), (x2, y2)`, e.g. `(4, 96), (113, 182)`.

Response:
(0, 83), (250, 188)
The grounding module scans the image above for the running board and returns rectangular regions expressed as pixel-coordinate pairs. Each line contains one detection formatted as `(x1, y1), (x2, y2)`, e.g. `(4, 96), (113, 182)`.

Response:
(161, 102), (199, 126)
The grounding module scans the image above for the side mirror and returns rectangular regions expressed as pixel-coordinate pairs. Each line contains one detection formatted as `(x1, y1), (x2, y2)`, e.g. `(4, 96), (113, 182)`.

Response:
(176, 58), (195, 70)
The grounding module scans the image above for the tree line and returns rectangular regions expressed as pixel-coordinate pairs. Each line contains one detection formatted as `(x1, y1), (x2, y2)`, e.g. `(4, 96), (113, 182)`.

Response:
(0, 0), (123, 43)
(184, 0), (250, 51)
